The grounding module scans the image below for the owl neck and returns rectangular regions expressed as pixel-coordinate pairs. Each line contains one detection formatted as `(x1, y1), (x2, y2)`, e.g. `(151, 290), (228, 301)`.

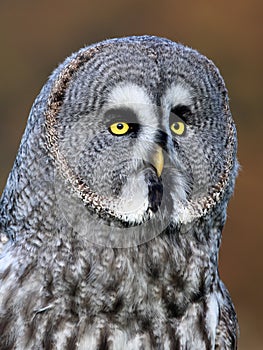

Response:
(10, 221), (223, 323)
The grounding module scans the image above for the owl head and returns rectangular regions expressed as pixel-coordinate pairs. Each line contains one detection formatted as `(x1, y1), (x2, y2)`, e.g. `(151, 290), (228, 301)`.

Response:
(0, 36), (238, 248)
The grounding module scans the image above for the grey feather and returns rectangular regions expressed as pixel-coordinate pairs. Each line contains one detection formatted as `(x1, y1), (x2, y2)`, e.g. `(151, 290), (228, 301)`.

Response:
(0, 36), (238, 349)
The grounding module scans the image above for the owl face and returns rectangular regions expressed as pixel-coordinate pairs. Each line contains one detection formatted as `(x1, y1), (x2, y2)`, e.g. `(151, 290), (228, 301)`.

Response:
(46, 37), (236, 247)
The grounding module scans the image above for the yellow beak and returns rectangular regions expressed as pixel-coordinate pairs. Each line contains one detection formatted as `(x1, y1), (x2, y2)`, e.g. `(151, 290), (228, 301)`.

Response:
(152, 146), (164, 177)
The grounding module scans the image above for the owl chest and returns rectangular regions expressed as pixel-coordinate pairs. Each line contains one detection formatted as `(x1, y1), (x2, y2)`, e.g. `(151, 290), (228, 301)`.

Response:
(75, 286), (215, 350)
(73, 265), (214, 349)
(0, 243), (217, 349)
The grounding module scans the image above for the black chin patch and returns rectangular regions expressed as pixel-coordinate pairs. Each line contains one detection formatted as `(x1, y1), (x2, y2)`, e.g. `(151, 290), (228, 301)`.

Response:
(144, 168), (163, 213)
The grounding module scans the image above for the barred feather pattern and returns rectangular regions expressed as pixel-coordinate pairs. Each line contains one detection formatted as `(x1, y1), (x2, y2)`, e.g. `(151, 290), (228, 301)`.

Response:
(0, 36), (238, 349)
(0, 223), (238, 349)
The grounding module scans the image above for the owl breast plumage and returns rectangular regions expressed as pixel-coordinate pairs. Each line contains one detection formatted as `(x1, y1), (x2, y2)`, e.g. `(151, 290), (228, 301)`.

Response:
(0, 36), (238, 349)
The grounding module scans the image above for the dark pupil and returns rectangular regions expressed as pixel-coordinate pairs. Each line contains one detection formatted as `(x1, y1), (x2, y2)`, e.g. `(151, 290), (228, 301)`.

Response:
(117, 123), (124, 130)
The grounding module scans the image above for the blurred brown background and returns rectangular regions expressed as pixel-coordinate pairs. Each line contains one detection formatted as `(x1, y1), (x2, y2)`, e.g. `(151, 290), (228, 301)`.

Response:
(0, 0), (262, 348)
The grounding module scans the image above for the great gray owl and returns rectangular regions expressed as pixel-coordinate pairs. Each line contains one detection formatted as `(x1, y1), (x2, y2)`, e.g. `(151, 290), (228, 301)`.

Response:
(0, 36), (238, 349)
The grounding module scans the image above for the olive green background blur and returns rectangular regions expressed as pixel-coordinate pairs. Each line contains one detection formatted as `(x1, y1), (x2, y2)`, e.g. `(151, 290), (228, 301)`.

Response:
(0, 1), (262, 348)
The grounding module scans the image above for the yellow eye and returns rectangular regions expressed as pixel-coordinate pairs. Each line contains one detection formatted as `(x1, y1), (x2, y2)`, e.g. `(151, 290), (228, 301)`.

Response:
(109, 122), (130, 135)
(170, 121), (185, 135)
